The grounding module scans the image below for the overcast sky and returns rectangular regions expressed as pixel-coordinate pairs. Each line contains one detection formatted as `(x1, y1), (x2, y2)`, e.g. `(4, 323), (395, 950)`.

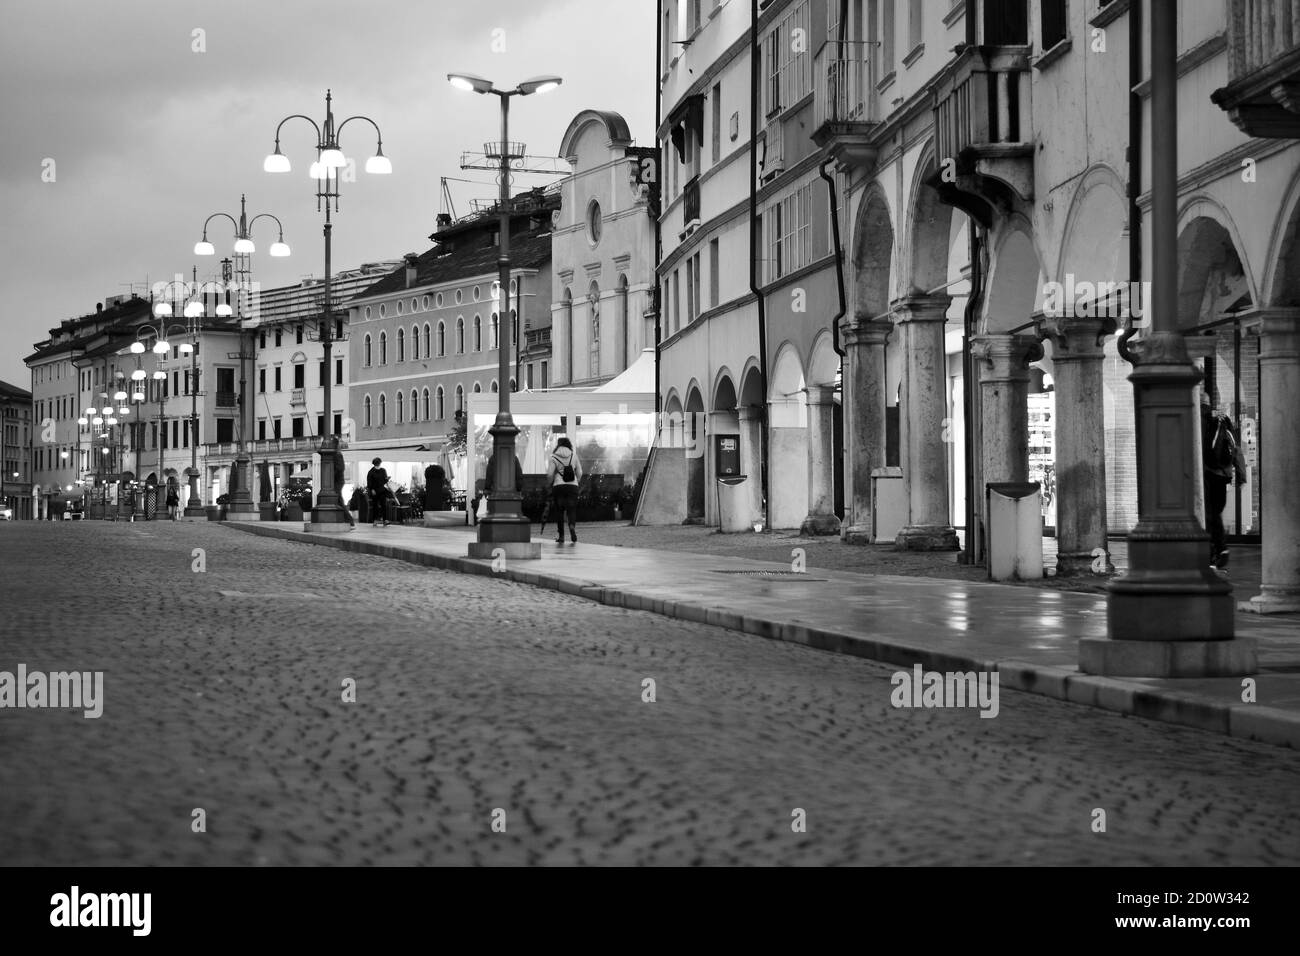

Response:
(0, 0), (656, 388)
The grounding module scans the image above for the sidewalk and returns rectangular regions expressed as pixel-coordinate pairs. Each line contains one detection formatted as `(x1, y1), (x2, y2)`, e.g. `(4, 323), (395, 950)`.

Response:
(224, 520), (1300, 749)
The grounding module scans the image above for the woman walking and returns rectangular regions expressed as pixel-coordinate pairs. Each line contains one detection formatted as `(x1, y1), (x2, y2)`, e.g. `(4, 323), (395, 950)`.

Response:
(165, 482), (180, 521)
(547, 437), (582, 544)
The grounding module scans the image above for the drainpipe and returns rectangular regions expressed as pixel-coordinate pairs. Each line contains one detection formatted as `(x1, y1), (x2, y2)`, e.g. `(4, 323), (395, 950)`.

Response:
(654, 1), (664, 417)
(750, 0), (770, 528)
(962, 224), (987, 563)
(1118, 0), (1142, 364)
(820, 159), (848, 359)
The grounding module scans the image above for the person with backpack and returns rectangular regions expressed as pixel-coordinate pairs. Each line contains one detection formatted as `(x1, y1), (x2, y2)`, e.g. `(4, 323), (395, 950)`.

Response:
(547, 436), (582, 544)
(1201, 392), (1247, 569)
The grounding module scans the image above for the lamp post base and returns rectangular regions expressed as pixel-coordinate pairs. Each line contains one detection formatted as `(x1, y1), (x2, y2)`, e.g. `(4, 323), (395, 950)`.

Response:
(468, 540), (541, 560)
(1079, 636), (1257, 677)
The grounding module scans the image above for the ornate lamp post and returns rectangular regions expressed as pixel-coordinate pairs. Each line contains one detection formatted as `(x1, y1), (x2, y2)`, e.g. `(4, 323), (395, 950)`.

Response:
(447, 72), (561, 560)
(193, 196), (291, 518)
(263, 90), (390, 528)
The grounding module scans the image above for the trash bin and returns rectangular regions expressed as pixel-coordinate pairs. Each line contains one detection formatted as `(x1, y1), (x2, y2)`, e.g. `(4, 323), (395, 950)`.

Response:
(986, 482), (1043, 581)
(716, 475), (750, 533)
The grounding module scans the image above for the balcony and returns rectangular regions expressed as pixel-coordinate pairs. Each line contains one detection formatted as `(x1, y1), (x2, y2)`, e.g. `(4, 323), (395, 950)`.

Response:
(524, 326), (551, 351)
(204, 437), (322, 458)
(683, 176), (701, 231)
(215, 390), (238, 408)
(928, 44), (1034, 224)
(1212, 0), (1300, 136)
(290, 388), (306, 406)
(811, 40), (880, 168)
(758, 123), (785, 183)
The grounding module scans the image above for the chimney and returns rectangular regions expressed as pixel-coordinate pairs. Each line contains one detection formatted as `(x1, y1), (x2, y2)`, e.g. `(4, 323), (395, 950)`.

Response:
(404, 252), (419, 288)
(436, 213), (452, 229)
(96, 302), (103, 313)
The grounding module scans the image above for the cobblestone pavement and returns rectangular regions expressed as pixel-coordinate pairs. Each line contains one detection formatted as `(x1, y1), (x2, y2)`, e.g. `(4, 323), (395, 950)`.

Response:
(1, 521), (1297, 866)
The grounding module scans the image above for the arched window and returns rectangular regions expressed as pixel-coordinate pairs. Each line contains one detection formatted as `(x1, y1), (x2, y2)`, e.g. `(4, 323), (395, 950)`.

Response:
(363, 334), (372, 367)
(588, 281), (601, 379)
(411, 325), (420, 360)
(378, 393), (387, 426)
(511, 308), (518, 348)
(509, 377), (517, 392)
(396, 391), (404, 424)
(379, 331), (388, 365)
(473, 315), (482, 352)
(363, 394), (372, 427)
(436, 321), (445, 356)
(421, 387), (430, 421)
(435, 386), (444, 420)
(618, 273), (630, 370)
(397, 328), (405, 362)
(562, 287), (573, 383)
(456, 317), (464, 354)
(490, 380), (499, 393)
(455, 384), (464, 412)
(472, 381), (481, 394)
(490, 313), (499, 350)
(410, 389), (419, 421)
(423, 323), (431, 358)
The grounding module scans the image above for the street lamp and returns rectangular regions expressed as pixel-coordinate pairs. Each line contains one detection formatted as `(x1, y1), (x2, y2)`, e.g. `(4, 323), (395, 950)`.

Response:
(447, 71), (562, 559)
(263, 89), (390, 528)
(192, 199), (290, 517)
(134, 304), (195, 518)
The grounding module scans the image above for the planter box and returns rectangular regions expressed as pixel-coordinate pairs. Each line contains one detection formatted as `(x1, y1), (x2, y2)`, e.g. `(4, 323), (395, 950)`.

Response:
(577, 505), (616, 522)
(283, 504), (304, 521)
(259, 503), (278, 522)
(205, 506), (221, 522)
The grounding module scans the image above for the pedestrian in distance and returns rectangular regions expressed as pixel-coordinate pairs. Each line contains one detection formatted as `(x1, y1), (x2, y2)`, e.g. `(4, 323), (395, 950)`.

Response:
(547, 436), (582, 545)
(165, 483), (179, 521)
(366, 457), (391, 527)
(1200, 391), (1247, 570)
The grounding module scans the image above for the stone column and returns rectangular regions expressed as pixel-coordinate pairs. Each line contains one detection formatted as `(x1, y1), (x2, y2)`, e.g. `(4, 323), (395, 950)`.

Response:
(1242, 308), (1300, 613)
(893, 294), (958, 551)
(842, 319), (891, 544)
(800, 385), (841, 535)
(738, 405), (764, 526)
(1184, 335), (1218, 527)
(1040, 317), (1114, 575)
(972, 333), (1040, 485)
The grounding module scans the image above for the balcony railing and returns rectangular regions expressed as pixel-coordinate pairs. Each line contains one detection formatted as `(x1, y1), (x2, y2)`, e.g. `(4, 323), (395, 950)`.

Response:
(204, 437), (322, 457)
(1213, 0), (1300, 136)
(759, 123), (784, 181)
(525, 327), (551, 350)
(933, 46), (1032, 162)
(683, 175), (701, 225)
(814, 40), (875, 129)
(215, 390), (238, 408)
(290, 388), (306, 406)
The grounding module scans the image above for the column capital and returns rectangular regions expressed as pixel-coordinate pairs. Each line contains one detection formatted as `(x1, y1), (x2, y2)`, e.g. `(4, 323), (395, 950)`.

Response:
(1036, 314), (1114, 359)
(843, 319), (892, 348)
(737, 404), (763, 423)
(891, 293), (952, 323)
(805, 384), (838, 405)
(971, 333), (1043, 382)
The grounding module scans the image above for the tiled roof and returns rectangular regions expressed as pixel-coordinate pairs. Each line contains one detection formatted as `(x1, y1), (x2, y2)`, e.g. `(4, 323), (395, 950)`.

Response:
(0, 379), (32, 400)
(351, 226), (553, 304)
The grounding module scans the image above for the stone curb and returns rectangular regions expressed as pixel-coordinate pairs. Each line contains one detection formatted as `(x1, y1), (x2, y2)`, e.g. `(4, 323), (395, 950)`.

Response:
(223, 523), (1300, 751)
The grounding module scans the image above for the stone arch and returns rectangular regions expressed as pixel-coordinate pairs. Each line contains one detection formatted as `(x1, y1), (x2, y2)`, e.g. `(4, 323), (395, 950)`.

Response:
(907, 146), (957, 295)
(1054, 164), (1128, 285)
(981, 222), (1042, 333)
(1261, 168), (1300, 306)
(712, 367), (737, 410)
(1177, 203), (1256, 330)
(738, 361), (764, 407)
(684, 383), (706, 520)
(852, 180), (894, 322)
(807, 330), (840, 386)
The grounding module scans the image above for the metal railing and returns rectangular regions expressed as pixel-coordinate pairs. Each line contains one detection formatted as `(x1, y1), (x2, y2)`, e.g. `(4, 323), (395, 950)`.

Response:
(814, 40), (875, 129)
(215, 390), (238, 408)
(683, 175), (701, 224)
(760, 123), (784, 179)
(204, 436), (322, 456)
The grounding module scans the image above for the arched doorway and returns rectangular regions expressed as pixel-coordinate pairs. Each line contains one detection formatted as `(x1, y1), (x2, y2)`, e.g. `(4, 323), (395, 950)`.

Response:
(768, 345), (807, 529)
(684, 384), (706, 521)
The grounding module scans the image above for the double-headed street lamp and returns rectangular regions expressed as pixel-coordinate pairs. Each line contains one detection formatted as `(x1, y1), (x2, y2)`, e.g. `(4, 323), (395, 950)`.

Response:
(134, 301), (197, 517)
(447, 72), (562, 559)
(194, 195), (292, 518)
(264, 90), (390, 527)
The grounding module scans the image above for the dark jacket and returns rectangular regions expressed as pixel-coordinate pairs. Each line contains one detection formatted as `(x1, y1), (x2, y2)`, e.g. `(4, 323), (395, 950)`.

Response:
(366, 466), (389, 492)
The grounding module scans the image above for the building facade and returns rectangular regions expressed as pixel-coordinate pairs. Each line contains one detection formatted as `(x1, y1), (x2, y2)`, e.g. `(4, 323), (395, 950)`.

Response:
(550, 110), (659, 388)
(0, 379), (33, 519)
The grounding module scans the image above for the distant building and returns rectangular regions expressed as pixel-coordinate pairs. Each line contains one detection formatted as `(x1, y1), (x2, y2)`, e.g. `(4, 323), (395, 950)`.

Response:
(0, 378), (33, 519)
